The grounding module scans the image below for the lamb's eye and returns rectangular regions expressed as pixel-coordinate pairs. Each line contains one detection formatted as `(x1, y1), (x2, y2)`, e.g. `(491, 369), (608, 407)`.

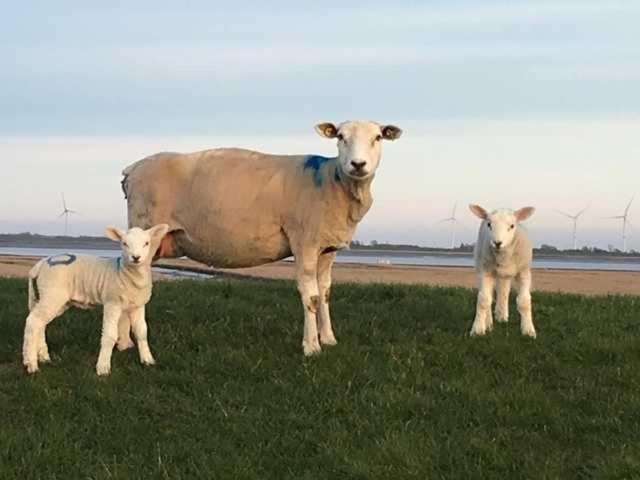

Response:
(144, 241), (149, 247)
(510, 224), (515, 230)
(337, 133), (345, 142)
(123, 242), (128, 247)
(487, 221), (492, 229)
(375, 134), (382, 142)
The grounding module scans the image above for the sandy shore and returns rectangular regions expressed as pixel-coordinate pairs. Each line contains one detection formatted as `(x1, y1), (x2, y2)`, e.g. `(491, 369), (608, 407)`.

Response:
(1, 254), (638, 296)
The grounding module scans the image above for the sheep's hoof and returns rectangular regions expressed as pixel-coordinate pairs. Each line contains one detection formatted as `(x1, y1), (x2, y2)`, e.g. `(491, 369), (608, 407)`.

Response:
(469, 327), (487, 337)
(25, 364), (39, 374)
(320, 333), (337, 346)
(96, 364), (111, 376)
(140, 355), (155, 366)
(521, 327), (537, 339)
(495, 313), (509, 323)
(116, 338), (135, 351)
(302, 340), (322, 357)
(38, 353), (51, 363)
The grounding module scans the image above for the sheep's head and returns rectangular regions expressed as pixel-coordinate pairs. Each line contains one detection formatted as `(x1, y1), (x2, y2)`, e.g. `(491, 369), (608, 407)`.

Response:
(105, 224), (170, 266)
(469, 205), (535, 251)
(315, 120), (402, 180)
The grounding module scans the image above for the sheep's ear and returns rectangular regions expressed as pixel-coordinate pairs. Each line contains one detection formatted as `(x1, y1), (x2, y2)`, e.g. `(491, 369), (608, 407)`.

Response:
(469, 204), (488, 220)
(381, 125), (403, 141)
(105, 226), (125, 242)
(148, 224), (170, 242)
(315, 122), (338, 139)
(515, 207), (535, 222)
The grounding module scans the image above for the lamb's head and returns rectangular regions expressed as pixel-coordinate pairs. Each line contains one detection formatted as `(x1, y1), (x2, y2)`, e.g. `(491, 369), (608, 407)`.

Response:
(469, 205), (535, 251)
(315, 120), (402, 180)
(105, 224), (170, 266)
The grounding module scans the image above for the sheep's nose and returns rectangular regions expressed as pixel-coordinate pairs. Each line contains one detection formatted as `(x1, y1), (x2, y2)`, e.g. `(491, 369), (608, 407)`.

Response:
(132, 255), (141, 263)
(493, 241), (502, 249)
(350, 160), (366, 171)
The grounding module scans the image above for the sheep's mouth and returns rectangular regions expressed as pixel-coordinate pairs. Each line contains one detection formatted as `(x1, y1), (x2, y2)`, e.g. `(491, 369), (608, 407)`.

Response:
(348, 170), (370, 179)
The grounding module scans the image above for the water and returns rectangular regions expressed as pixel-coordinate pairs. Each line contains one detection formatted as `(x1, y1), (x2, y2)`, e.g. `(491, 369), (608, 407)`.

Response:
(1, 247), (639, 272)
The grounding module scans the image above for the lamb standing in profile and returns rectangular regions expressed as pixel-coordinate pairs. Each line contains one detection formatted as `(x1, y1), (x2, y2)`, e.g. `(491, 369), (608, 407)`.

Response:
(22, 224), (169, 375)
(468, 205), (537, 338)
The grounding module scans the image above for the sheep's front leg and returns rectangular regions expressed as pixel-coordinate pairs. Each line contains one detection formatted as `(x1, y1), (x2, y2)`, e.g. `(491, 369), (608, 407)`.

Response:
(295, 249), (322, 356)
(96, 304), (122, 376)
(317, 252), (337, 346)
(116, 312), (135, 351)
(130, 306), (155, 366)
(470, 272), (495, 336)
(495, 277), (511, 322)
(516, 269), (536, 338)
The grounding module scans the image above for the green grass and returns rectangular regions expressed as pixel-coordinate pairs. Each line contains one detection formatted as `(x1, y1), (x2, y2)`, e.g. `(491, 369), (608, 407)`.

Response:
(1, 276), (640, 479)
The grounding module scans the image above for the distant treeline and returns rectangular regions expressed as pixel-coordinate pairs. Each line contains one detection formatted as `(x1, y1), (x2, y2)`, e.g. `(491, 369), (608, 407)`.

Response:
(0, 233), (638, 257)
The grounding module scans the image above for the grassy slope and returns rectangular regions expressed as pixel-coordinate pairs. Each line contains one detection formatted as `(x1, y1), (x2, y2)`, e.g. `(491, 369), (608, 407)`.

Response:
(1, 277), (639, 479)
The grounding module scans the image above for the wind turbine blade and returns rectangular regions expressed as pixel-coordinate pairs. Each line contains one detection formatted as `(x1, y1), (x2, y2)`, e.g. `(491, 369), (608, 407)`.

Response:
(67, 209), (79, 214)
(624, 196), (634, 216)
(575, 204), (589, 218)
(61, 193), (67, 210)
(603, 215), (625, 219)
(452, 202), (457, 219)
(554, 209), (573, 218)
(436, 218), (453, 224)
(58, 211), (66, 218)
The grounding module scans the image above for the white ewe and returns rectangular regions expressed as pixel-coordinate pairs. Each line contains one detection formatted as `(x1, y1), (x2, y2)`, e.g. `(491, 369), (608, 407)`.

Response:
(121, 120), (402, 356)
(468, 205), (537, 338)
(22, 224), (169, 375)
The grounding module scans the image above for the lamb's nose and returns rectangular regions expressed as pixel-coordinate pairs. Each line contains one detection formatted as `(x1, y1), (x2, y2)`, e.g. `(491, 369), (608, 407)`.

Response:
(350, 160), (366, 171)
(494, 241), (502, 249)
(132, 255), (141, 263)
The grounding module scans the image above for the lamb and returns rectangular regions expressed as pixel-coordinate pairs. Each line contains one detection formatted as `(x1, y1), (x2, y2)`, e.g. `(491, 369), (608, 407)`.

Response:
(22, 224), (169, 375)
(468, 205), (537, 338)
(121, 120), (402, 356)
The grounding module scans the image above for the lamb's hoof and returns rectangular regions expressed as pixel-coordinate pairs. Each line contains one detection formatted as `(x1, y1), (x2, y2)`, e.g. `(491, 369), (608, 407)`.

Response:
(496, 314), (509, 323)
(140, 355), (155, 366)
(522, 327), (537, 339)
(116, 338), (135, 351)
(96, 363), (111, 376)
(469, 326), (487, 337)
(320, 333), (337, 346)
(303, 340), (322, 357)
(25, 364), (39, 374)
(38, 353), (51, 363)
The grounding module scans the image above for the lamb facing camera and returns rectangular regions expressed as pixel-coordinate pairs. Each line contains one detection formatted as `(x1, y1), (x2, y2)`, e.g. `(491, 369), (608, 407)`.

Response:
(22, 224), (169, 375)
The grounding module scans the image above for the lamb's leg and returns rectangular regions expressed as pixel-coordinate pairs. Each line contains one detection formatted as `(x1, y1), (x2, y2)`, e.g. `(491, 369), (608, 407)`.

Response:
(294, 248), (322, 356)
(22, 299), (66, 374)
(317, 251), (337, 346)
(116, 311), (135, 351)
(130, 306), (155, 366)
(470, 272), (495, 336)
(516, 269), (536, 338)
(96, 304), (122, 376)
(495, 277), (511, 322)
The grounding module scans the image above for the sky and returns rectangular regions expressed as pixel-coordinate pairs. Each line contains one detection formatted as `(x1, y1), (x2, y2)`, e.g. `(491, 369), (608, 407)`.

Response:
(1, 1), (639, 250)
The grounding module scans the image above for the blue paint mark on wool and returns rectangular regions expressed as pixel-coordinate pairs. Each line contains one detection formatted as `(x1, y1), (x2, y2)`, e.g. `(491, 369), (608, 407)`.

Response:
(47, 254), (77, 266)
(303, 155), (331, 187)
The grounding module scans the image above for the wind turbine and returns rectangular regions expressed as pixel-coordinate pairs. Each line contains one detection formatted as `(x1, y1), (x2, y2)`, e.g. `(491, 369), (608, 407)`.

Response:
(555, 204), (589, 250)
(58, 193), (79, 235)
(437, 202), (459, 249)
(604, 197), (634, 252)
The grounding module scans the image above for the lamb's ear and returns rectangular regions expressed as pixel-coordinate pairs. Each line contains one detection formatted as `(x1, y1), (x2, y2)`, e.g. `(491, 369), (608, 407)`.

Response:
(469, 204), (488, 220)
(149, 224), (170, 242)
(105, 226), (125, 242)
(381, 125), (403, 141)
(515, 207), (535, 222)
(314, 122), (338, 139)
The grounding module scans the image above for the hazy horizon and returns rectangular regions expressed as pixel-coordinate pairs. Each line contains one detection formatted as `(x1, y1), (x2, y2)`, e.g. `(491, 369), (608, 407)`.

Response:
(2, 1), (638, 250)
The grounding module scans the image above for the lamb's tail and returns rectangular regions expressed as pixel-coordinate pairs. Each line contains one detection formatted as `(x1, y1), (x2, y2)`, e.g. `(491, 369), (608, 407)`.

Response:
(28, 260), (44, 311)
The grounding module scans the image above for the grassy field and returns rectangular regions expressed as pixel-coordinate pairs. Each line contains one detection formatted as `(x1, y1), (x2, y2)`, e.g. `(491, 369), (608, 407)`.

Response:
(1, 276), (640, 479)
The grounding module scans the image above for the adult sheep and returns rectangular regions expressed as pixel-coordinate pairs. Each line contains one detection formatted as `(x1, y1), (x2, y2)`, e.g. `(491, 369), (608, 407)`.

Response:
(121, 120), (402, 355)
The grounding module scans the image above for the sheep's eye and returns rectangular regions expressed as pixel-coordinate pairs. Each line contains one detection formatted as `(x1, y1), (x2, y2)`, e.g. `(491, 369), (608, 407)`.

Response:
(375, 134), (382, 142)
(337, 133), (345, 142)
(144, 241), (149, 247)
(510, 224), (515, 230)
(123, 242), (128, 247)
(487, 221), (491, 229)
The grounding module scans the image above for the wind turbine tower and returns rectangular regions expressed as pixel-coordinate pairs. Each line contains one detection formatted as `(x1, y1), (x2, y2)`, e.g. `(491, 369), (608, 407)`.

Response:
(58, 193), (79, 235)
(604, 197), (634, 253)
(437, 202), (459, 249)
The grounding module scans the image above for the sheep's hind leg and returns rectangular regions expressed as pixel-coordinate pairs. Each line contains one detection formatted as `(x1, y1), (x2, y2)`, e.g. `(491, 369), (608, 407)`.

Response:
(470, 273), (495, 336)
(495, 277), (511, 323)
(317, 252), (337, 346)
(116, 311), (135, 351)
(130, 306), (155, 366)
(23, 298), (66, 373)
